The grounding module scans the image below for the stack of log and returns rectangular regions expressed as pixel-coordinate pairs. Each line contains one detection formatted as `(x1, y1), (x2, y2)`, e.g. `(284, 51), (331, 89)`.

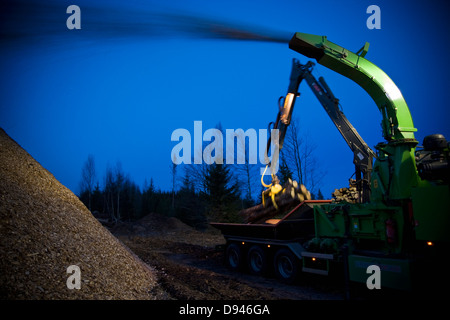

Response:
(240, 179), (311, 224)
(332, 179), (360, 203)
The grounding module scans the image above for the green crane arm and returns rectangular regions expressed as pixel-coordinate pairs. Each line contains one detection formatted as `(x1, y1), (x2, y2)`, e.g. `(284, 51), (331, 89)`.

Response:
(289, 32), (422, 200)
(289, 32), (417, 142)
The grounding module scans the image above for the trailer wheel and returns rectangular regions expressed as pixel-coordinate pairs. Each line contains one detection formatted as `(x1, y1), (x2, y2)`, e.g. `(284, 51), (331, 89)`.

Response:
(225, 243), (242, 271)
(247, 245), (268, 276)
(274, 248), (300, 283)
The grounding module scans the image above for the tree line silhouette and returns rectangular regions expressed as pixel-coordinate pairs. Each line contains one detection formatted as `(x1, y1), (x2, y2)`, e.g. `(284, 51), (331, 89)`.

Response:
(78, 120), (325, 230)
(78, 157), (250, 230)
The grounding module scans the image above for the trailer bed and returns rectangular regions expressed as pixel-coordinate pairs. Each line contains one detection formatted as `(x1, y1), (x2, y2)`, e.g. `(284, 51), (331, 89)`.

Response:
(211, 200), (331, 241)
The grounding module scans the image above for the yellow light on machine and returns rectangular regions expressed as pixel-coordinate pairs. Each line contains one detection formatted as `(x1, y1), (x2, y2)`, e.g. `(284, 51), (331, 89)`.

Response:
(241, 242), (245, 245)
(427, 241), (434, 246)
(312, 257), (316, 261)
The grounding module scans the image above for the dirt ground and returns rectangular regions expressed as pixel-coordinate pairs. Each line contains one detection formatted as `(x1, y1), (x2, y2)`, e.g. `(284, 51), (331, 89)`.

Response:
(108, 213), (348, 300)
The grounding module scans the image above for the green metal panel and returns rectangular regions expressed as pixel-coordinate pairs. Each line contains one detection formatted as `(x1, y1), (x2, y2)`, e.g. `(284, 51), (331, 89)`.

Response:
(314, 202), (404, 254)
(348, 254), (412, 291)
(411, 185), (450, 243)
(313, 204), (346, 238)
(374, 141), (420, 199)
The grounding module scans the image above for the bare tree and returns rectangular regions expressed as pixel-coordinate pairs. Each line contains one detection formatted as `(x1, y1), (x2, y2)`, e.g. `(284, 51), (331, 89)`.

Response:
(102, 162), (124, 222)
(232, 133), (258, 203)
(115, 162), (124, 221)
(104, 164), (115, 221)
(182, 146), (209, 194)
(171, 153), (178, 209)
(283, 121), (303, 184)
(183, 123), (224, 194)
(79, 154), (96, 211)
(282, 119), (325, 197)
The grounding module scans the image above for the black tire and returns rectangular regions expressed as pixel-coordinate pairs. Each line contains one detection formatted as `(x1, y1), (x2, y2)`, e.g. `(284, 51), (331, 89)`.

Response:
(225, 243), (242, 271)
(247, 245), (269, 276)
(273, 248), (300, 283)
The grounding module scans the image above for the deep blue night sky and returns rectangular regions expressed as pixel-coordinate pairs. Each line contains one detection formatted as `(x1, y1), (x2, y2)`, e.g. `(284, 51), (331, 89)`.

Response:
(1, 0), (449, 199)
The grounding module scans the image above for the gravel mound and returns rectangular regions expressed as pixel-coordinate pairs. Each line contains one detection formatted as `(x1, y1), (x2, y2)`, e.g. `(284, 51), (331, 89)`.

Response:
(0, 128), (159, 299)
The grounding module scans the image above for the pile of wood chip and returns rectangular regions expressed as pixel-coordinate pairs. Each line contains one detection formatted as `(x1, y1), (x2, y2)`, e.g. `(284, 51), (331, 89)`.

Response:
(332, 179), (359, 203)
(0, 128), (159, 300)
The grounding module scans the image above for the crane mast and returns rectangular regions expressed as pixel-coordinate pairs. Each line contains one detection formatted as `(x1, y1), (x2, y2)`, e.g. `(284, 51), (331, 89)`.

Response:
(281, 58), (376, 203)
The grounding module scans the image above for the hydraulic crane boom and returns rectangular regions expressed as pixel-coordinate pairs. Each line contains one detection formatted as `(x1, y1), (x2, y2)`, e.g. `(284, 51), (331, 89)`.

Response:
(263, 58), (376, 206)
(263, 32), (424, 206)
(289, 32), (420, 201)
(288, 33), (416, 141)
(280, 58), (376, 203)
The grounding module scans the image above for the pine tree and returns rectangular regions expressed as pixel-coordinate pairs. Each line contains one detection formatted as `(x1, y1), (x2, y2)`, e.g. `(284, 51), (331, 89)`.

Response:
(316, 188), (324, 200)
(175, 170), (207, 230)
(202, 162), (241, 223)
(142, 178), (156, 215)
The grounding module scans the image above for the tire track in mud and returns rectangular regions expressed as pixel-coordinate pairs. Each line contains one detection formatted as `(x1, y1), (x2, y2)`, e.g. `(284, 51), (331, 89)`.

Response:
(119, 236), (347, 300)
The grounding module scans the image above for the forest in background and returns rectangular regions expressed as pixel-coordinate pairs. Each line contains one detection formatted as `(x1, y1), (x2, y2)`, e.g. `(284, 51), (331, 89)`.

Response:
(78, 121), (326, 230)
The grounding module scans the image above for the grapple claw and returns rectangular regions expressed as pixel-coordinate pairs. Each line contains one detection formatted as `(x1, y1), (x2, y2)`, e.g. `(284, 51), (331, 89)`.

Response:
(261, 176), (312, 210)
